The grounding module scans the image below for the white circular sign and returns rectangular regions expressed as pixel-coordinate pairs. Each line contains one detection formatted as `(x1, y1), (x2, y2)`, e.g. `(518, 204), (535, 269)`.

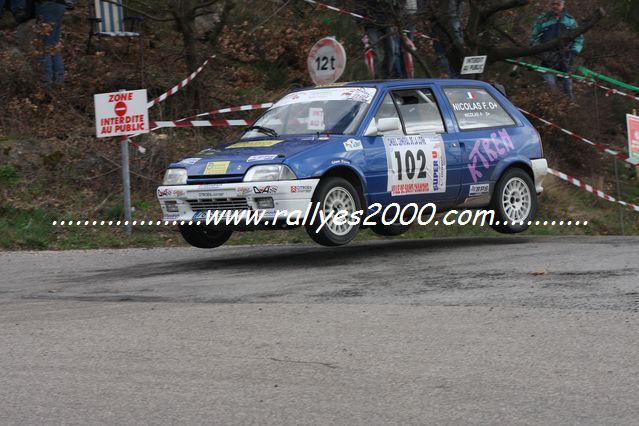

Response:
(307, 37), (347, 85)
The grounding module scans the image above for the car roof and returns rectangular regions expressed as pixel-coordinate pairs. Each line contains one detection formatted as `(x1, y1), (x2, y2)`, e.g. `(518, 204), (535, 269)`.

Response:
(325, 79), (495, 89)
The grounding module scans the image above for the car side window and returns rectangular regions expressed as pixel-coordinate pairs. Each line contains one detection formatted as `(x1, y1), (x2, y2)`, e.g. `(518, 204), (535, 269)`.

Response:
(371, 93), (404, 135)
(374, 93), (401, 121)
(391, 89), (446, 134)
(443, 87), (516, 130)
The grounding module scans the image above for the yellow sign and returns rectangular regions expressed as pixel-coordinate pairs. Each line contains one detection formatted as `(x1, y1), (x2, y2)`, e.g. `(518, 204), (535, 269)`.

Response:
(203, 161), (230, 175)
(317, 82), (350, 87)
(227, 140), (283, 149)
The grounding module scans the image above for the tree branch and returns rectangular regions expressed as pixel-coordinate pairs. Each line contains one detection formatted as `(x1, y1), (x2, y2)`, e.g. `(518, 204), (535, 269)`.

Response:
(100, 0), (174, 22)
(206, 0), (235, 44)
(486, 7), (605, 62)
(192, 0), (222, 13)
(480, 0), (529, 20)
(491, 25), (523, 47)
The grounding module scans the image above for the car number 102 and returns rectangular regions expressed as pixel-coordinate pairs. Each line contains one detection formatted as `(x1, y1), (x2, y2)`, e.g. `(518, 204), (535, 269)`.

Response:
(393, 149), (428, 181)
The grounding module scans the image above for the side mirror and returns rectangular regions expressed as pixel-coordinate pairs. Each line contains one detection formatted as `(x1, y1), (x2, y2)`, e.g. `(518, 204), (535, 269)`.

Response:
(364, 120), (378, 137)
(376, 117), (401, 134)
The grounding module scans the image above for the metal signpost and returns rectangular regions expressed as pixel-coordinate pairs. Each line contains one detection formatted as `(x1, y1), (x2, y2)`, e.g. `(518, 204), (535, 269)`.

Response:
(94, 89), (149, 235)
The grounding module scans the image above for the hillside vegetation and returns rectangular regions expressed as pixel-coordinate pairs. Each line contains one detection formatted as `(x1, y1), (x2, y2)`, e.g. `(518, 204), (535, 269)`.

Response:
(0, 0), (638, 250)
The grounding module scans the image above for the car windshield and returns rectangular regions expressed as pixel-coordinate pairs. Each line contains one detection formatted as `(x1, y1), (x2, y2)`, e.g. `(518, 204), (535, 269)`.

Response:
(242, 87), (376, 139)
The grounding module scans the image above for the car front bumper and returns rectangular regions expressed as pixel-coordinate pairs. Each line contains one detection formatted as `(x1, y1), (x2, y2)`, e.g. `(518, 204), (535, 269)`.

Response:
(156, 179), (320, 223)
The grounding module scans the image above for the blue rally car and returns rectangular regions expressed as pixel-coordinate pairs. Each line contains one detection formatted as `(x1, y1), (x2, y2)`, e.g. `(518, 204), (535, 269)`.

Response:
(157, 80), (547, 248)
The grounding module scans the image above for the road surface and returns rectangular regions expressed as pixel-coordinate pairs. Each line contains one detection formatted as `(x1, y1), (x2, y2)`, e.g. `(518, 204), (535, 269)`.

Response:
(0, 236), (638, 425)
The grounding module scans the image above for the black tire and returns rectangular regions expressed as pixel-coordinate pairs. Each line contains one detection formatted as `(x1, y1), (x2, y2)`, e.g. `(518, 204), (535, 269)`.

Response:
(370, 223), (412, 236)
(178, 224), (233, 248)
(305, 177), (362, 246)
(370, 206), (412, 236)
(489, 167), (537, 234)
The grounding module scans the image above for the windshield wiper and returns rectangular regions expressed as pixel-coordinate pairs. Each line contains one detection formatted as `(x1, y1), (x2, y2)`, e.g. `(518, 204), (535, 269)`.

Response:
(245, 125), (278, 138)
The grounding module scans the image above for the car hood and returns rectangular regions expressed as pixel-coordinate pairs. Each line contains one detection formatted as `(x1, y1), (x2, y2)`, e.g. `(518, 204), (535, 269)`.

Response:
(170, 135), (340, 176)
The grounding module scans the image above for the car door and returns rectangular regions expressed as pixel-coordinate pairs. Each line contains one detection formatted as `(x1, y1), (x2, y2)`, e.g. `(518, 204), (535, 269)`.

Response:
(361, 86), (462, 207)
(360, 91), (404, 205)
(441, 86), (521, 201)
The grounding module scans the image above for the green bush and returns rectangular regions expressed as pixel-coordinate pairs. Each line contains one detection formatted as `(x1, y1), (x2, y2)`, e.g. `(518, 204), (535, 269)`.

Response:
(0, 164), (19, 186)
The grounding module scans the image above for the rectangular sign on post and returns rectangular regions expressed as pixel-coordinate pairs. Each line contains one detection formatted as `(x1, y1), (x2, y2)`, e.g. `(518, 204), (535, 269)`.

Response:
(627, 114), (639, 164)
(461, 56), (487, 75)
(94, 89), (149, 138)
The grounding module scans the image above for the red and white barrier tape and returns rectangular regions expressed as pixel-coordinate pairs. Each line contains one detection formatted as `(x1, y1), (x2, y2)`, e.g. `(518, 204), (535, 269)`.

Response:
(520, 108), (638, 166)
(547, 168), (639, 213)
(150, 119), (254, 129)
(118, 54), (216, 151)
(303, 0), (369, 21)
(124, 102), (270, 150)
(303, 0), (436, 41)
(521, 66), (639, 103)
(147, 55), (216, 108)
(175, 103), (273, 123)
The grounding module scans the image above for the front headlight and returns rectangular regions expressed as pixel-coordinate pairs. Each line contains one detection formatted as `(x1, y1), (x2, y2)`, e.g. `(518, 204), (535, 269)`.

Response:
(162, 168), (187, 185)
(243, 165), (296, 182)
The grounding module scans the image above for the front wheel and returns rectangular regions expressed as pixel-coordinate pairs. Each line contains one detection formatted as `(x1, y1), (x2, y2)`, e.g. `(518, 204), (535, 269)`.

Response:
(178, 224), (233, 248)
(305, 177), (362, 246)
(489, 168), (537, 234)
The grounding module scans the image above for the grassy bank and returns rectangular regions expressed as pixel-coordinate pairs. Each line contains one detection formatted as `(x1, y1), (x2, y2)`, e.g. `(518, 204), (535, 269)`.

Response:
(2, 175), (635, 251)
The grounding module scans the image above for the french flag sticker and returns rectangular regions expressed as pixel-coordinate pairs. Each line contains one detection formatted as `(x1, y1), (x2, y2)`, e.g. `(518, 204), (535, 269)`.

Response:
(465, 91), (475, 100)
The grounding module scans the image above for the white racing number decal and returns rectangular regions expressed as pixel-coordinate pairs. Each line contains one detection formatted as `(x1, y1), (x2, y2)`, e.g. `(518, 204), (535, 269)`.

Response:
(384, 135), (446, 196)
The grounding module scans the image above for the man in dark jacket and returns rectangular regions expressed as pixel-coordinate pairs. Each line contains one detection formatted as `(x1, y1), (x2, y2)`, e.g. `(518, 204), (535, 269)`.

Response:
(531, 0), (583, 99)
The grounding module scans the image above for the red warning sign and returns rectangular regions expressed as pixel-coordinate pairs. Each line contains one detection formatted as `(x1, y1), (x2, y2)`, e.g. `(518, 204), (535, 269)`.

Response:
(114, 101), (127, 117)
(94, 89), (149, 138)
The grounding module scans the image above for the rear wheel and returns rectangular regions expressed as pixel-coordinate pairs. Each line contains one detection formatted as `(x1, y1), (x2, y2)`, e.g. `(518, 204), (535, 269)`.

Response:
(178, 225), (233, 248)
(370, 206), (412, 236)
(305, 177), (361, 246)
(489, 168), (537, 234)
(370, 223), (411, 236)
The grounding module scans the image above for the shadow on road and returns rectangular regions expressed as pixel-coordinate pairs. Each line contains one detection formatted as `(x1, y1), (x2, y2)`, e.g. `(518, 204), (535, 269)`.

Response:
(55, 237), (531, 284)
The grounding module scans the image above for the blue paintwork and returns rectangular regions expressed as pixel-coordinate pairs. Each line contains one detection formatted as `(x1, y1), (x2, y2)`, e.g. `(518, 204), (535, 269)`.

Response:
(167, 79), (544, 207)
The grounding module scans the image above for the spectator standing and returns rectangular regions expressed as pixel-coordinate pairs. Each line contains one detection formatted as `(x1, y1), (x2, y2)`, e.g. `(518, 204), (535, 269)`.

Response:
(448, 0), (464, 45)
(531, 0), (583, 99)
(35, 0), (66, 83)
(355, 0), (404, 79)
(399, 0), (417, 78)
(1, 0), (29, 24)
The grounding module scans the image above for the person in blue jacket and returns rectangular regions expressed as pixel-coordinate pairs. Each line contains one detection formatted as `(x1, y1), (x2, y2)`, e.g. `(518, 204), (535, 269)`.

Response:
(531, 0), (583, 99)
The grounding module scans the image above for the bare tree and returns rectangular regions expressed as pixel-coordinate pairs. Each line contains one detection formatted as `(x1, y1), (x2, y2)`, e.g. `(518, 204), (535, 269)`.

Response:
(421, 0), (605, 70)
(109, 0), (235, 72)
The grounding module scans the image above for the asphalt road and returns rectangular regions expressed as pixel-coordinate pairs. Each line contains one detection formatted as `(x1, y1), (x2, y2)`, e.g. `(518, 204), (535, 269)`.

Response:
(1, 236), (638, 425)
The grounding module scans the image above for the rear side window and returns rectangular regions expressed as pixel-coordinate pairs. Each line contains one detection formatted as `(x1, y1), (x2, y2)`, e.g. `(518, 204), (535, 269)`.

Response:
(392, 89), (445, 134)
(444, 87), (515, 130)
